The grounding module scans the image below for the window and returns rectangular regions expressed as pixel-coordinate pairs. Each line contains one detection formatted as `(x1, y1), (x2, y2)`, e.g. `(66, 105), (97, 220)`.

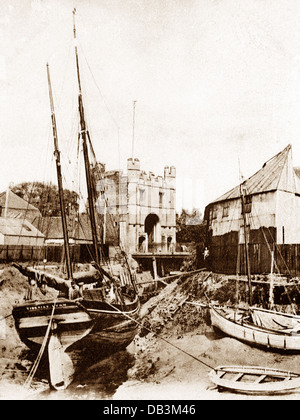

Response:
(212, 206), (217, 219)
(22, 224), (31, 232)
(139, 189), (145, 203)
(242, 195), (252, 214)
(159, 192), (164, 207)
(222, 202), (229, 218)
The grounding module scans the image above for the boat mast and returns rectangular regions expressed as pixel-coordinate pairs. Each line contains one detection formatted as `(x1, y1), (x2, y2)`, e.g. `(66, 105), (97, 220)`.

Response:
(240, 182), (253, 306)
(46, 63), (73, 279)
(72, 9), (100, 265)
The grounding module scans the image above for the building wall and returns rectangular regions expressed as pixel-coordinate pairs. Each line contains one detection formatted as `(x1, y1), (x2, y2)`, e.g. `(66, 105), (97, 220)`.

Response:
(96, 158), (176, 254)
(3, 235), (44, 246)
(275, 190), (300, 244)
(207, 191), (277, 239)
(206, 191), (278, 274)
(206, 189), (300, 273)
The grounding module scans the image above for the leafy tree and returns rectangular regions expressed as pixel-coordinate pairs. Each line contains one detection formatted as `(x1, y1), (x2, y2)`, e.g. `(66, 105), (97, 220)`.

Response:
(12, 182), (79, 217)
(176, 208), (205, 243)
(176, 208), (207, 269)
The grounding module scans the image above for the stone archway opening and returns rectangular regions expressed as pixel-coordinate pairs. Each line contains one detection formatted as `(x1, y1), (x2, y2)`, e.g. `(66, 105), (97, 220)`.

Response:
(144, 213), (160, 245)
(138, 235), (146, 252)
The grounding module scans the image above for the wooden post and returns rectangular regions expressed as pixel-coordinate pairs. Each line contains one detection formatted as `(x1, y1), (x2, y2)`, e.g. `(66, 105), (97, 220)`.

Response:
(152, 256), (158, 280)
(240, 183), (253, 306)
(269, 250), (274, 308)
(295, 244), (298, 277)
(161, 260), (165, 277)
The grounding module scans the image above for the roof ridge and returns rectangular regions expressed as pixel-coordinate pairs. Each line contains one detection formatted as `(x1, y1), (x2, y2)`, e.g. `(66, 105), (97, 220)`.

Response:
(211, 144), (295, 204)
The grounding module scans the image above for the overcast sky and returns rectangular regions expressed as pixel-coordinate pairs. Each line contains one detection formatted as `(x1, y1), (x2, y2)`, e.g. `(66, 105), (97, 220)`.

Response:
(1, 0), (300, 214)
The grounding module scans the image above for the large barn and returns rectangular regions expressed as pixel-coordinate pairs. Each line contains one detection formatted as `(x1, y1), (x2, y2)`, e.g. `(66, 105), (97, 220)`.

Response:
(204, 144), (300, 275)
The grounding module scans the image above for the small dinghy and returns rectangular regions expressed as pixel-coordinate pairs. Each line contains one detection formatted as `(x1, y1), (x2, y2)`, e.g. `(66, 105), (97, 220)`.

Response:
(209, 365), (300, 395)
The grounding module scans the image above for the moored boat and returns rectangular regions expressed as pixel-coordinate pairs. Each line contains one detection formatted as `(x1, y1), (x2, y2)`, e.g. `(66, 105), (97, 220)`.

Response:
(12, 9), (141, 390)
(208, 167), (300, 351)
(209, 365), (300, 395)
(210, 305), (300, 352)
(12, 298), (94, 351)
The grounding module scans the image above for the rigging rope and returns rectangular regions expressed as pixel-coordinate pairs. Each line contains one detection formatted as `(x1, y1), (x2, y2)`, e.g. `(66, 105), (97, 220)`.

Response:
(105, 277), (215, 372)
(0, 313), (12, 321)
(24, 301), (56, 389)
(243, 183), (299, 310)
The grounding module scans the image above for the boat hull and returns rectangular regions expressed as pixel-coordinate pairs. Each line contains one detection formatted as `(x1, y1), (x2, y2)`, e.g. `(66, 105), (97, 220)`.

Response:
(12, 291), (140, 390)
(12, 298), (94, 351)
(210, 306), (300, 352)
(70, 296), (141, 354)
(13, 296), (140, 355)
(209, 365), (300, 395)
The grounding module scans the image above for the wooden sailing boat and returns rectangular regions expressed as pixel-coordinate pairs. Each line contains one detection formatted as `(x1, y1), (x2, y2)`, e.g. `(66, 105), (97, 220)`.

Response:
(12, 10), (140, 389)
(12, 63), (95, 390)
(210, 179), (300, 351)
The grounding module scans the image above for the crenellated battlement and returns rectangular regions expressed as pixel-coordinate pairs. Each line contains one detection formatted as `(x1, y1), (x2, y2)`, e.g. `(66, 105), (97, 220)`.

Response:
(127, 158), (175, 184)
(96, 156), (177, 254)
(127, 157), (141, 171)
(164, 166), (176, 179)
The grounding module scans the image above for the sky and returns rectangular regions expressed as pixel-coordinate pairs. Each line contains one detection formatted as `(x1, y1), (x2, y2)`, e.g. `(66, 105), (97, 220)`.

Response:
(1, 0), (300, 214)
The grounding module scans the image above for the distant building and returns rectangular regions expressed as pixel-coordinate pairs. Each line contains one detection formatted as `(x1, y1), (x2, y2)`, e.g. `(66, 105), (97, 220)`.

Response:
(0, 217), (44, 246)
(96, 158), (177, 255)
(33, 214), (93, 245)
(0, 190), (41, 223)
(204, 144), (300, 274)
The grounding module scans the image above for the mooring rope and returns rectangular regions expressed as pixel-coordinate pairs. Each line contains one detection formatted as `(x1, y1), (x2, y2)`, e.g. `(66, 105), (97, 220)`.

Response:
(0, 313), (13, 321)
(106, 299), (215, 372)
(24, 301), (56, 389)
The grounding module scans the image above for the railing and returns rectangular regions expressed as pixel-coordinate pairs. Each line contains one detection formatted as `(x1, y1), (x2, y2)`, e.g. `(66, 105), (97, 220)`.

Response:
(136, 242), (188, 254)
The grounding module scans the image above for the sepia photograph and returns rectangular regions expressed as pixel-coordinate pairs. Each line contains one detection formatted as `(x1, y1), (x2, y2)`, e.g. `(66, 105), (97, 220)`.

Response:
(1, 0), (300, 403)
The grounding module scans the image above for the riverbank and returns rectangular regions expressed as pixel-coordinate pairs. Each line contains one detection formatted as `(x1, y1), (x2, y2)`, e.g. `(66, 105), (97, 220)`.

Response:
(1, 266), (300, 400)
(114, 271), (300, 400)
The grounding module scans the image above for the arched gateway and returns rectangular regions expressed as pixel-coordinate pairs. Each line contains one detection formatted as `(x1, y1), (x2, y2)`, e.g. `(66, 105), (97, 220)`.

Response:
(144, 213), (160, 245)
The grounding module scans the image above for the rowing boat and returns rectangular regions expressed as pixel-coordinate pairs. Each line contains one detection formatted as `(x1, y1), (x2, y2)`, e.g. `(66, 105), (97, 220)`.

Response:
(209, 365), (300, 395)
(210, 305), (300, 351)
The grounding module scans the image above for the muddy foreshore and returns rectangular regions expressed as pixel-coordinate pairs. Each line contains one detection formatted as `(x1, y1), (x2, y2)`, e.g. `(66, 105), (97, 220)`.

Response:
(1, 266), (300, 400)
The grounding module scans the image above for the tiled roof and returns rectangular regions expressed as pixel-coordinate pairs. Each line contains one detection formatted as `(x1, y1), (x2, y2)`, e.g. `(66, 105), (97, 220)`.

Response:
(32, 214), (94, 241)
(0, 217), (44, 238)
(212, 144), (300, 204)
(0, 190), (40, 212)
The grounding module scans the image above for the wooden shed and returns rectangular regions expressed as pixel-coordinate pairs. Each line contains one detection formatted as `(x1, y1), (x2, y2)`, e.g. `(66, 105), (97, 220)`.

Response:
(204, 144), (300, 275)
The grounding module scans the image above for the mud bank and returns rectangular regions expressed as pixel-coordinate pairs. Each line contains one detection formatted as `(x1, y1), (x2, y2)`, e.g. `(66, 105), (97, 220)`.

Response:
(114, 272), (300, 400)
(1, 267), (300, 400)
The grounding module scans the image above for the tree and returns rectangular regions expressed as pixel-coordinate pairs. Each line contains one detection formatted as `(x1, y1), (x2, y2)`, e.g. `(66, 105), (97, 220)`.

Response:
(176, 208), (207, 269)
(12, 182), (79, 217)
(176, 208), (205, 243)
